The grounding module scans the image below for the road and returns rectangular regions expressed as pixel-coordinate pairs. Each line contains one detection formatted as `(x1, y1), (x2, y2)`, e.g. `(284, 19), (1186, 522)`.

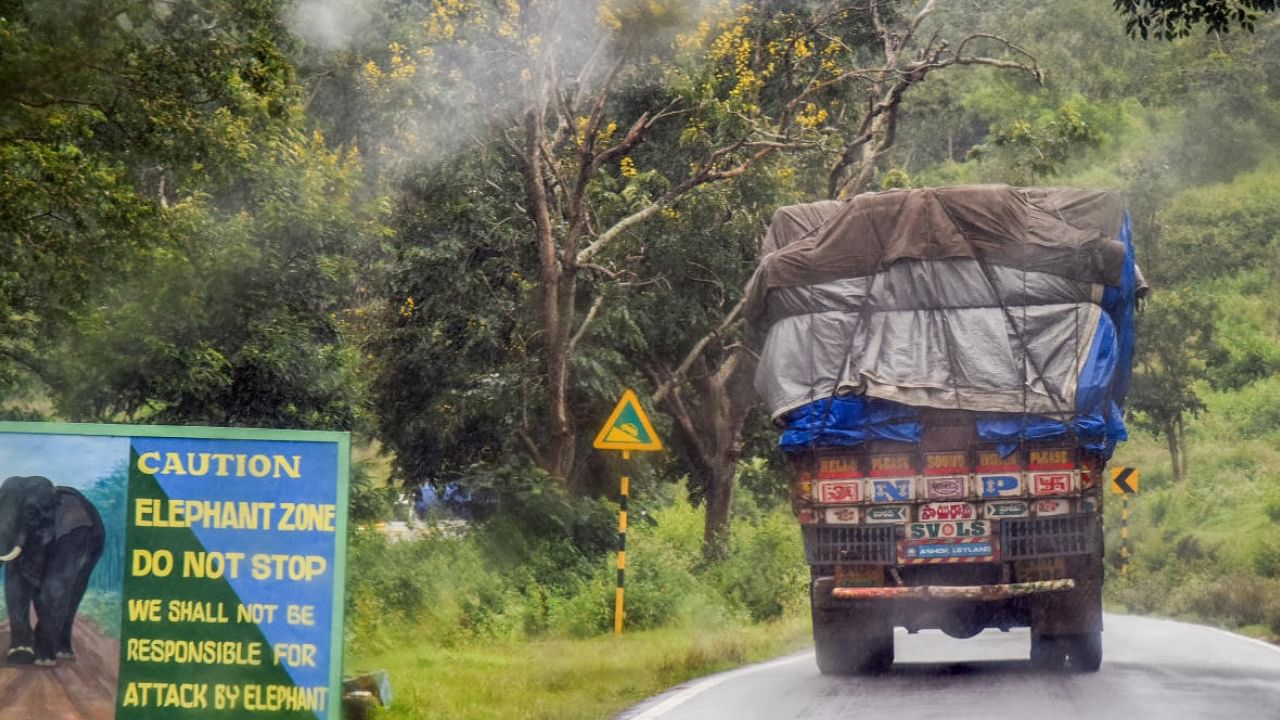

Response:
(0, 618), (119, 720)
(617, 614), (1280, 720)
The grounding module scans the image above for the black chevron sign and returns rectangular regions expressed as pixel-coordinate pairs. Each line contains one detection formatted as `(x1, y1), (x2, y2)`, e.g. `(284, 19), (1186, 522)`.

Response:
(1111, 467), (1139, 495)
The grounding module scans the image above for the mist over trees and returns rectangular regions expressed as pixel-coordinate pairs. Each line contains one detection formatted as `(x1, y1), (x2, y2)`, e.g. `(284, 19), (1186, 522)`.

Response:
(4, 0), (1280, 559)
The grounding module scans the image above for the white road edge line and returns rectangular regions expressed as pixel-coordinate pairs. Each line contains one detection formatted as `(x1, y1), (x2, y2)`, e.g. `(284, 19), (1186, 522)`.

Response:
(625, 651), (812, 720)
(1114, 613), (1280, 656)
(1200, 623), (1280, 656)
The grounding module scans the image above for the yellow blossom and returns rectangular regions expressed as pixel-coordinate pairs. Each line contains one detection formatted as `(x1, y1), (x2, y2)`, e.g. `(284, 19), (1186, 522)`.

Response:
(796, 102), (828, 129)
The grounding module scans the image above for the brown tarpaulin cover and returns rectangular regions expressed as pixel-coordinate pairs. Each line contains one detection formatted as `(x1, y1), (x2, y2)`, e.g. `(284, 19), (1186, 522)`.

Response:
(746, 185), (1126, 327)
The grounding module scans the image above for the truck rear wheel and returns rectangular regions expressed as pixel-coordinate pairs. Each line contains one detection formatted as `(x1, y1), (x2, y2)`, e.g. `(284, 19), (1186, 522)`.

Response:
(1030, 633), (1067, 670)
(1031, 631), (1102, 672)
(1065, 631), (1102, 672)
(812, 605), (894, 675)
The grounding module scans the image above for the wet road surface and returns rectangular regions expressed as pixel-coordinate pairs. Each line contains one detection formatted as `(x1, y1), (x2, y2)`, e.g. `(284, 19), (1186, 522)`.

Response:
(617, 613), (1280, 720)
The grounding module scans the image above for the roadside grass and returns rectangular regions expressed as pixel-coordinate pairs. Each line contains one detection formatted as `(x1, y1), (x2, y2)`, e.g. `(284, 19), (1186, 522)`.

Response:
(346, 615), (810, 720)
(1104, 380), (1280, 642)
(342, 478), (812, 719)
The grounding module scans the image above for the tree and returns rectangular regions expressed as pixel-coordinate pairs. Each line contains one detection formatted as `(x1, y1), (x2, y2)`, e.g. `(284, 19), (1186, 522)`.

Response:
(51, 130), (370, 429)
(1128, 290), (1224, 482)
(359, 0), (1042, 559)
(1115, 0), (1280, 39)
(0, 0), (373, 428)
(643, 0), (1042, 557)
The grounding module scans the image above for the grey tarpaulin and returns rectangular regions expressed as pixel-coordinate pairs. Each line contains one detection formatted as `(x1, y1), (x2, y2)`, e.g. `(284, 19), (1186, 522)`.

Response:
(746, 185), (1130, 425)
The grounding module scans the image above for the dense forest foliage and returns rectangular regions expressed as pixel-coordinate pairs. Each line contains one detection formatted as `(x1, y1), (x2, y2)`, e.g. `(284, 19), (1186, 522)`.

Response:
(4, 0), (1280, 648)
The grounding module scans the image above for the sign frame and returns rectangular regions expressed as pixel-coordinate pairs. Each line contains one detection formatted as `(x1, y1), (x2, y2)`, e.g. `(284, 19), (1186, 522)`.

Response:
(592, 389), (663, 453)
(0, 420), (350, 720)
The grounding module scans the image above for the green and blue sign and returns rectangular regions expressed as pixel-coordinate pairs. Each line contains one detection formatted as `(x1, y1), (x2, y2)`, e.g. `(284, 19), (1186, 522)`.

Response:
(0, 422), (348, 720)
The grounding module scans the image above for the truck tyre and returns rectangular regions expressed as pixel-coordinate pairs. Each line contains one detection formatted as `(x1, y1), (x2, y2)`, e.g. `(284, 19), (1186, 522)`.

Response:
(1066, 631), (1102, 672)
(812, 605), (894, 675)
(1030, 633), (1067, 670)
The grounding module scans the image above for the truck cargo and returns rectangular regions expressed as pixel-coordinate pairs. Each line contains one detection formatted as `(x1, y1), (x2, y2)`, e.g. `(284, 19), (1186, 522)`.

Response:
(745, 185), (1143, 674)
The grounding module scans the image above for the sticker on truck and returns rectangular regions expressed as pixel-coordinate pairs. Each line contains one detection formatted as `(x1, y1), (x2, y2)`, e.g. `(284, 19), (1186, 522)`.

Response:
(864, 505), (910, 523)
(1032, 498), (1072, 516)
(978, 473), (1023, 498)
(823, 507), (861, 524)
(1030, 470), (1077, 496)
(1081, 494), (1100, 513)
(975, 449), (1020, 472)
(984, 500), (1030, 518)
(815, 478), (862, 504)
(923, 475), (968, 500)
(907, 520), (990, 539)
(917, 501), (977, 521)
(868, 477), (914, 503)
(817, 455), (862, 479)
(869, 454), (914, 476)
(835, 564), (883, 588)
(1027, 448), (1074, 469)
(900, 537), (999, 563)
(924, 452), (968, 475)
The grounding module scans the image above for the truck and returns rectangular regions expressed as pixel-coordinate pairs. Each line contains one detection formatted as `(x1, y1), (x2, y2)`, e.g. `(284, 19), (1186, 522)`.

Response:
(744, 186), (1143, 674)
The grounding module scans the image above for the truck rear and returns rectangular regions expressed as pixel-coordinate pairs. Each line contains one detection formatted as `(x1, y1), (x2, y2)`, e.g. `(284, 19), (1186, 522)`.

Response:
(746, 186), (1141, 674)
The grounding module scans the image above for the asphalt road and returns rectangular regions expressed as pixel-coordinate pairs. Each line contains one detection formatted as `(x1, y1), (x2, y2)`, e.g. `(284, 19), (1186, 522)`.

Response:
(617, 613), (1280, 720)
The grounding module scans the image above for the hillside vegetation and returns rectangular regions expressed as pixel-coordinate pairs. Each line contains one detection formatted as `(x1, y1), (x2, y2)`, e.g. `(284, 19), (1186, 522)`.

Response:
(3, 1), (1280, 717)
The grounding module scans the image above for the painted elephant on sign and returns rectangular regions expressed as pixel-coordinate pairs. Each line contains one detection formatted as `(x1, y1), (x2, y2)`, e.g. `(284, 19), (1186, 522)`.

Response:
(0, 475), (104, 666)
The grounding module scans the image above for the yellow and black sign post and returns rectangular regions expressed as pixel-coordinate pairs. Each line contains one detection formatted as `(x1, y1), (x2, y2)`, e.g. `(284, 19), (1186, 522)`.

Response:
(593, 389), (662, 635)
(1110, 467), (1140, 575)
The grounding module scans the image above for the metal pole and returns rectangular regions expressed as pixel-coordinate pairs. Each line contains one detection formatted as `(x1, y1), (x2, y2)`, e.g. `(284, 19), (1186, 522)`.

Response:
(1120, 493), (1130, 575)
(614, 452), (630, 635)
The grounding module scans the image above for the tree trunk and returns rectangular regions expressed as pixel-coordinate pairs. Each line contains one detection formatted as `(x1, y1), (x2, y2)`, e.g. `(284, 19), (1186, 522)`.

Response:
(522, 107), (577, 484)
(658, 349), (758, 561)
(1176, 413), (1188, 481)
(702, 454), (737, 561)
(1165, 417), (1182, 483)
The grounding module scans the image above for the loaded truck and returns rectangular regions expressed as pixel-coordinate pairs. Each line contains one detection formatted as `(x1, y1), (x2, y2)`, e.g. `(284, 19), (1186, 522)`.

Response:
(745, 186), (1143, 674)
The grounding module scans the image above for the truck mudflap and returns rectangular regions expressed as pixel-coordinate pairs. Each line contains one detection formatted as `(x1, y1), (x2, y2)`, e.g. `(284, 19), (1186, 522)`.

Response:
(830, 578), (1075, 601)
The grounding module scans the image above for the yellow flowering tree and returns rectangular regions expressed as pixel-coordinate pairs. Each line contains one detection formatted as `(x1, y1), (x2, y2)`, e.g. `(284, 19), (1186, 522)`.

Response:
(365, 0), (1044, 557)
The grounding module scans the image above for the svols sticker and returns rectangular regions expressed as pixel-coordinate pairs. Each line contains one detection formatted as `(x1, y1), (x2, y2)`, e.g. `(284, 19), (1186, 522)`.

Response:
(907, 520), (990, 539)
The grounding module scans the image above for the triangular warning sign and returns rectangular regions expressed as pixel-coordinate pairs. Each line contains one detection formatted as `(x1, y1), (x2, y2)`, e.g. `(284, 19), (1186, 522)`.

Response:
(593, 389), (663, 452)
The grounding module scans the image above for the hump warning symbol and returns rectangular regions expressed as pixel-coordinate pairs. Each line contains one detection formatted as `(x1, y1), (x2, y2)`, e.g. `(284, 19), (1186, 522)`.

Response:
(593, 389), (663, 452)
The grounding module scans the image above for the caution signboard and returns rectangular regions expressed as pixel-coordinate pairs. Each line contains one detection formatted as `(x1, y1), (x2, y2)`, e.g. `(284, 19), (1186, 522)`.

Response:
(0, 422), (348, 720)
(1111, 466), (1140, 495)
(593, 389), (662, 453)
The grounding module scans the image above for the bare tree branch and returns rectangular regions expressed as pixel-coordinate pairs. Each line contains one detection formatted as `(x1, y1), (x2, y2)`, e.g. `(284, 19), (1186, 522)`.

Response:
(651, 297), (747, 405)
(568, 293), (605, 356)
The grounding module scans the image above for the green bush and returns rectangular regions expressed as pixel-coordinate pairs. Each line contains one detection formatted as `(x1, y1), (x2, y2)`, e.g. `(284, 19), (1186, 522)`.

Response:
(1264, 488), (1280, 523)
(343, 479), (812, 653)
(1251, 531), (1280, 579)
(711, 507), (806, 623)
(1227, 376), (1280, 439)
